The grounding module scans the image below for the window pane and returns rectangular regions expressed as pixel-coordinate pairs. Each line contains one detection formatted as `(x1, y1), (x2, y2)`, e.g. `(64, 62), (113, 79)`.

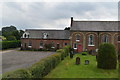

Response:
(118, 36), (120, 41)
(29, 42), (32, 46)
(74, 43), (77, 48)
(102, 35), (108, 43)
(65, 43), (67, 45)
(51, 41), (54, 47)
(40, 41), (43, 47)
(88, 35), (94, 45)
(76, 35), (80, 40)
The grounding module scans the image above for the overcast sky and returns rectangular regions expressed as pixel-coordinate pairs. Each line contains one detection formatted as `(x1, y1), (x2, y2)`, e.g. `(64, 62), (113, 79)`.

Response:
(1, 1), (119, 30)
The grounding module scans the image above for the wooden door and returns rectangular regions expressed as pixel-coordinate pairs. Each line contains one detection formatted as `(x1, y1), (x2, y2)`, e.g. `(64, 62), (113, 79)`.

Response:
(77, 44), (83, 52)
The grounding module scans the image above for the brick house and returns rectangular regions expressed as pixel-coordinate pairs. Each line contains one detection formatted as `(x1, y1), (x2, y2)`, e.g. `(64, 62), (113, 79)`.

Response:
(21, 17), (120, 53)
(21, 30), (70, 50)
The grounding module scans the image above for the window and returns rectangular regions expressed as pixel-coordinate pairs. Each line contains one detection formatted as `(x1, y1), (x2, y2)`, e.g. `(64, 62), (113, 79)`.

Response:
(43, 33), (48, 39)
(65, 43), (67, 45)
(40, 41), (43, 48)
(88, 35), (94, 46)
(118, 36), (120, 41)
(102, 34), (108, 43)
(76, 34), (80, 41)
(51, 41), (54, 48)
(28, 42), (32, 48)
(74, 43), (77, 49)
(24, 34), (27, 38)
(23, 32), (29, 38)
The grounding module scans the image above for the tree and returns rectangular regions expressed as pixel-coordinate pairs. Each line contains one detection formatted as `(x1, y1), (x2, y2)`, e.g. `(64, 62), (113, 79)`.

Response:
(97, 43), (117, 69)
(64, 27), (70, 30)
(12, 31), (21, 40)
(7, 36), (16, 41)
(19, 30), (24, 37)
(2, 25), (24, 40)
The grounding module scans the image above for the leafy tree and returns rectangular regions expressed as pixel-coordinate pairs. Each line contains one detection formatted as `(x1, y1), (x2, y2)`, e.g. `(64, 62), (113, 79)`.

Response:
(19, 30), (24, 37)
(0, 36), (6, 40)
(12, 31), (21, 40)
(64, 27), (70, 30)
(7, 36), (16, 41)
(2, 25), (24, 40)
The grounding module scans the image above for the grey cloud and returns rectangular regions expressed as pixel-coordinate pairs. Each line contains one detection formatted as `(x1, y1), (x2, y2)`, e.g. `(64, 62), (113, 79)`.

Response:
(1, 2), (118, 30)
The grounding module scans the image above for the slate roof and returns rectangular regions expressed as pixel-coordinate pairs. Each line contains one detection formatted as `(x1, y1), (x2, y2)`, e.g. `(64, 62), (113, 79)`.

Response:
(71, 21), (120, 31)
(24, 29), (70, 39)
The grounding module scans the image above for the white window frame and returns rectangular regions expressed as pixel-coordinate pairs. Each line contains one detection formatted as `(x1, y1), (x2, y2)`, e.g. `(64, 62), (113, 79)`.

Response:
(51, 41), (55, 48)
(23, 32), (29, 38)
(43, 33), (48, 39)
(73, 43), (77, 49)
(88, 34), (94, 46)
(76, 34), (80, 41)
(28, 42), (32, 48)
(40, 41), (43, 48)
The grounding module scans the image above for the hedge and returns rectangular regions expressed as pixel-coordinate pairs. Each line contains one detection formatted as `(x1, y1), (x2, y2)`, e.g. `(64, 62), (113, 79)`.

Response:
(2, 45), (71, 79)
(0, 40), (21, 50)
(2, 69), (31, 79)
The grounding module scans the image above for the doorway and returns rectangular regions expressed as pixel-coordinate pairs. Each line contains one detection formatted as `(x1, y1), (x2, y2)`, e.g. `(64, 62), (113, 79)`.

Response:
(57, 44), (60, 49)
(77, 44), (83, 52)
(25, 43), (27, 49)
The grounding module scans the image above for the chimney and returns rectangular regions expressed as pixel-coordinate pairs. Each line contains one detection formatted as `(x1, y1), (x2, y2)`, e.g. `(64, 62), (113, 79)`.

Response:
(70, 17), (73, 27)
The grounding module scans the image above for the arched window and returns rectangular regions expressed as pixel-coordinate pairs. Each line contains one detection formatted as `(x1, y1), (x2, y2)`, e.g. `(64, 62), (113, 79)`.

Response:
(76, 34), (80, 41)
(74, 43), (77, 49)
(118, 36), (120, 41)
(88, 35), (94, 46)
(40, 41), (43, 48)
(102, 34), (109, 43)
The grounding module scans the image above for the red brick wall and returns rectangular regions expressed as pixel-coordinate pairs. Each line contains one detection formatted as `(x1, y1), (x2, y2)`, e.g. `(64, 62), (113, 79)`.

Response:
(70, 31), (119, 52)
(21, 38), (70, 49)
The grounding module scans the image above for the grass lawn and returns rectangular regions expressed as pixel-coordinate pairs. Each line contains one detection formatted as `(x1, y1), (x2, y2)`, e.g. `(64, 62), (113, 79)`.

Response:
(45, 53), (119, 78)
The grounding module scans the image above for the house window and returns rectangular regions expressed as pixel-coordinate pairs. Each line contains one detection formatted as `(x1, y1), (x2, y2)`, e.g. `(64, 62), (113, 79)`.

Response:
(28, 42), (32, 48)
(74, 43), (77, 49)
(43, 33), (48, 39)
(118, 36), (120, 41)
(40, 41), (43, 48)
(88, 35), (94, 46)
(76, 34), (80, 41)
(65, 43), (67, 45)
(24, 34), (27, 38)
(51, 41), (54, 48)
(102, 34), (108, 43)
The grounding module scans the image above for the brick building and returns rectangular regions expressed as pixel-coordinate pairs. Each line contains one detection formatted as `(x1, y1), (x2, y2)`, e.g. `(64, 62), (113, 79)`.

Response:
(21, 17), (120, 53)
(21, 30), (70, 50)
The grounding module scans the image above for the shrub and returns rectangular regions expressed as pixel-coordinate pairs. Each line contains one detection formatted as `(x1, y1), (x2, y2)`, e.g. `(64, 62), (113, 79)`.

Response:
(63, 45), (71, 56)
(81, 52), (88, 55)
(97, 43), (117, 69)
(57, 49), (66, 60)
(29, 61), (45, 78)
(29, 53), (61, 78)
(1, 40), (21, 50)
(2, 69), (31, 79)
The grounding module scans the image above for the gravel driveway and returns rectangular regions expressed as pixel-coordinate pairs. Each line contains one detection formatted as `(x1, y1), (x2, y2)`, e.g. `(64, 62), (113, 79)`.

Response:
(2, 48), (55, 74)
